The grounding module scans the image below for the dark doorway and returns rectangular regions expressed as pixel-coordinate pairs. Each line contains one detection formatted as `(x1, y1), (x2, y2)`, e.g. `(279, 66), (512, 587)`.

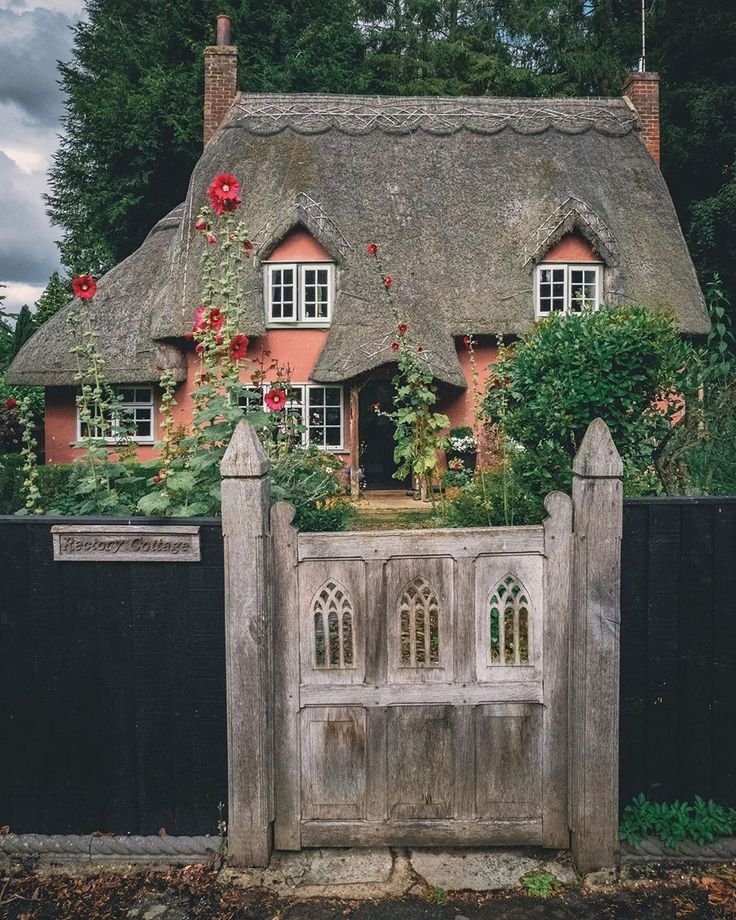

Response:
(359, 380), (408, 490)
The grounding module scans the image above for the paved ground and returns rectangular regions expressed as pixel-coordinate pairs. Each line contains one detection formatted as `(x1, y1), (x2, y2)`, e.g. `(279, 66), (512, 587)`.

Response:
(1, 860), (735, 920)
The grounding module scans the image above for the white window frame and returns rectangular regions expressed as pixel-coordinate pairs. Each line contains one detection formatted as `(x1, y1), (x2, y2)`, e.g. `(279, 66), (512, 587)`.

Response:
(266, 262), (334, 326)
(76, 386), (155, 444)
(536, 263), (602, 316)
(242, 382), (344, 451)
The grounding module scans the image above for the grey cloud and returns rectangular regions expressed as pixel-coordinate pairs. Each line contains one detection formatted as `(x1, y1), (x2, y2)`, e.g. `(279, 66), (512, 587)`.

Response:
(0, 151), (60, 285)
(0, 6), (79, 125)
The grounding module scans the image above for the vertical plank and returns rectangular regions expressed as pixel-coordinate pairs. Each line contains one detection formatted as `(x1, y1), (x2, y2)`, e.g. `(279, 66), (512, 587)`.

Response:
(272, 503), (301, 850)
(645, 502), (682, 801)
(365, 559), (387, 686)
(712, 503), (736, 805)
(454, 557), (475, 684)
(619, 503), (649, 806)
(365, 707), (388, 823)
(221, 422), (273, 866)
(541, 491), (572, 847)
(569, 419), (623, 874)
(677, 504), (715, 798)
(349, 384), (360, 498)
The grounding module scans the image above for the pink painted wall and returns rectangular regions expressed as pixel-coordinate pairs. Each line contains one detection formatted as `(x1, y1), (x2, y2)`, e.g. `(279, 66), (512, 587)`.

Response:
(544, 234), (599, 262)
(267, 230), (333, 262)
(442, 339), (499, 430)
(44, 329), (340, 465)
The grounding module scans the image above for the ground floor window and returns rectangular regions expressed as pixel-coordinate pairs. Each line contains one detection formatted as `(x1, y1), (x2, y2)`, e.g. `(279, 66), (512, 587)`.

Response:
(77, 386), (154, 443)
(241, 383), (344, 450)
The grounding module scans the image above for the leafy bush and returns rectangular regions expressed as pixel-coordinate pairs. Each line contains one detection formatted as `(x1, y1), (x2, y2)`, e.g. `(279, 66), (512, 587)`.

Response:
(435, 470), (544, 528)
(0, 456), (75, 515)
(484, 306), (695, 498)
(620, 794), (736, 848)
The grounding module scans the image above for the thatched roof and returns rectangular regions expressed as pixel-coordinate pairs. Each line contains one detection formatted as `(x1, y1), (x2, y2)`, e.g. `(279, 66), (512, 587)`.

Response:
(8, 206), (187, 386)
(9, 92), (708, 388)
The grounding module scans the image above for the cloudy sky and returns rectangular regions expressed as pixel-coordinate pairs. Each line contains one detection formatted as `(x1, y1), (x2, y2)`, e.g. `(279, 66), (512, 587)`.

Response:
(0, 0), (85, 313)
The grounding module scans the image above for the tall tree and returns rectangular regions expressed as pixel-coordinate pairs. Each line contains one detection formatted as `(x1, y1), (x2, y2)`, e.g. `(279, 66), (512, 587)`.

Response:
(47, 0), (366, 277)
(11, 306), (36, 359)
(649, 0), (736, 310)
(33, 272), (71, 329)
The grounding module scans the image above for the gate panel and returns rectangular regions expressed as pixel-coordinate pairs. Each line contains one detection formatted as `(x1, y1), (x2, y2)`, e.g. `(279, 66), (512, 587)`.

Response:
(475, 703), (542, 819)
(386, 705), (454, 819)
(300, 707), (366, 820)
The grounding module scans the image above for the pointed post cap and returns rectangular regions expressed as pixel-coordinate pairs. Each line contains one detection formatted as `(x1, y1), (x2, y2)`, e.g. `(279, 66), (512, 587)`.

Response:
(221, 420), (270, 478)
(573, 418), (623, 479)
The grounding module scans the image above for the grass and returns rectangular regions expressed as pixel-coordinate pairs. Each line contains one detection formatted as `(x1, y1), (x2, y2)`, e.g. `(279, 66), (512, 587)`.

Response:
(520, 872), (561, 899)
(346, 506), (436, 531)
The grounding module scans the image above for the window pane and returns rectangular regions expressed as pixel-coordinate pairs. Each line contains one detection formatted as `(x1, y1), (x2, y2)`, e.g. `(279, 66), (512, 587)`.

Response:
(326, 407), (341, 426)
(119, 388), (135, 403)
(302, 264), (330, 320)
(308, 387), (325, 407)
(325, 427), (341, 447)
(325, 388), (340, 406)
(270, 267), (295, 320)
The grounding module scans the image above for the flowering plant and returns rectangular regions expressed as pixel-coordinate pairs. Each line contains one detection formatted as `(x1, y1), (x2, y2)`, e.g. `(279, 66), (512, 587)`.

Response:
(366, 243), (449, 500)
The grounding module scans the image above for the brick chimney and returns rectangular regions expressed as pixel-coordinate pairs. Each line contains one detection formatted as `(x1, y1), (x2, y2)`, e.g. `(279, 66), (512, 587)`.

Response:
(204, 15), (238, 147)
(623, 71), (660, 166)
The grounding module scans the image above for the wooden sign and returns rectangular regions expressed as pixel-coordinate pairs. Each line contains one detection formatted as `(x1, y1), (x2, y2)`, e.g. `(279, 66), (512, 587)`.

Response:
(51, 524), (201, 562)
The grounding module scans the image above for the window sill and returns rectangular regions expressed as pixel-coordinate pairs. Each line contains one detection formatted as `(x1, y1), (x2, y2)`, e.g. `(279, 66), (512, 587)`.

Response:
(267, 322), (332, 330)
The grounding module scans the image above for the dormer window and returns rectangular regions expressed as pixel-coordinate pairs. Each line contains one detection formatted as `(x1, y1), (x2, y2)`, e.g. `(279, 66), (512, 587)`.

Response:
(267, 263), (334, 324)
(535, 233), (602, 316)
(265, 229), (334, 326)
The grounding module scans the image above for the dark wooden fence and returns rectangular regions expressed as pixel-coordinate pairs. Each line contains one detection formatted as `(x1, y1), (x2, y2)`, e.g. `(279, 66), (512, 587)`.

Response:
(0, 517), (227, 837)
(620, 497), (736, 809)
(1, 500), (735, 836)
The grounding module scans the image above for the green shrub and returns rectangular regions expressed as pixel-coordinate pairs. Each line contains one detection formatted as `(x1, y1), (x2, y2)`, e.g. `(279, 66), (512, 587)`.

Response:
(0, 453), (26, 514)
(435, 470), (544, 528)
(484, 307), (695, 498)
(620, 794), (736, 848)
(520, 872), (561, 898)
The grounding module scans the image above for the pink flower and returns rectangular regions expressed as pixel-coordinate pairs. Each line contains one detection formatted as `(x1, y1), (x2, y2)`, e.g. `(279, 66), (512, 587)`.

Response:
(463, 335), (472, 348)
(208, 307), (225, 330)
(265, 388), (287, 411)
(229, 334), (249, 362)
(383, 275), (392, 289)
(195, 218), (209, 232)
(207, 233), (217, 245)
(193, 307), (208, 331)
(243, 240), (254, 257)
(195, 343), (204, 355)
(71, 275), (97, 299)
(367, 243), (378, 256)
(208, 173), (241, 215)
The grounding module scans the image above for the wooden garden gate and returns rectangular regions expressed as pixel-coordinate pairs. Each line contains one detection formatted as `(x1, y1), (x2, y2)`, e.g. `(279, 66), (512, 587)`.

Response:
(221, 419), (624, 873)
(270, 496), (571, 851)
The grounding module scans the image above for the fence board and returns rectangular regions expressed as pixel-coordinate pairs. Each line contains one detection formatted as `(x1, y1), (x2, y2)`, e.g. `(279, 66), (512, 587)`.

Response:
(0, 517), (226, 836)
(620, 498), (736, 810)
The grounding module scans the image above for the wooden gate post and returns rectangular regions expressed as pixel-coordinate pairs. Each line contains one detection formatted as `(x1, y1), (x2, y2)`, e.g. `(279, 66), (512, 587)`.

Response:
(570, 418), (623, 874)
(221, 421), (273, 866)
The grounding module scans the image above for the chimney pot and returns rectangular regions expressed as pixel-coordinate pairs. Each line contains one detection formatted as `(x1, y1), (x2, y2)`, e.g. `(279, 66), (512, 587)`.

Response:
(216, 15), (232, 46)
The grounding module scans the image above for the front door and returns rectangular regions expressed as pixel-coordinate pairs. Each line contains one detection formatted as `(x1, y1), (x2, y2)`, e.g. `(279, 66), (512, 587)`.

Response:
(358, 381), (406, 489)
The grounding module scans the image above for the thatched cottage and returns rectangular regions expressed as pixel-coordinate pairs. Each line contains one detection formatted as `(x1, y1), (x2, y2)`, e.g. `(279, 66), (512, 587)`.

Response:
(9, 17), (709, 488)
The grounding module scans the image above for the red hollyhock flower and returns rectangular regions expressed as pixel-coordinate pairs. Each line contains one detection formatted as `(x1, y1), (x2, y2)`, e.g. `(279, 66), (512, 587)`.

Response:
(391, 342), (400, 353)
(265, 387), (287, 411)
(193, 307), (208, 331)
(4, 397), (17, 410)
(71, 275), (97, 299)
(208, 173), (241, 215)
(215, 332), (224, 346)
(207, 233), (218, 245)
(372, 402), (380, 410)
(383, 275), (392, 289)
(398, 323), (408, 335)
(229, 334), (249, 362)
(463, 335), (472, 348)
(208, 307), (225, 330)
(367, 243), (378, 256)
(195, 343), (205, 355)
(184, 331), (194, 341)
(195, 218), (209, 232)
(243, 240), (254, 257)
(152, 475), (162, 485)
